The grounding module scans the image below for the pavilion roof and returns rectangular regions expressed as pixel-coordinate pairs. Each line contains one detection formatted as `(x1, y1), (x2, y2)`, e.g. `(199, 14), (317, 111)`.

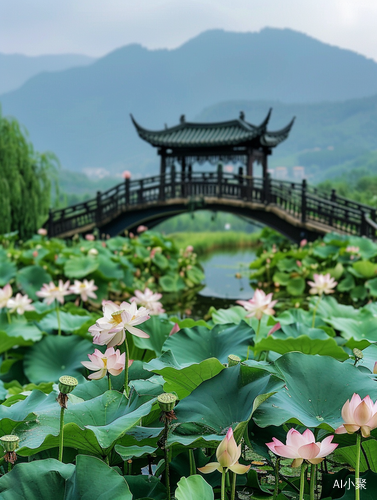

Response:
(131, 110), (295, 150)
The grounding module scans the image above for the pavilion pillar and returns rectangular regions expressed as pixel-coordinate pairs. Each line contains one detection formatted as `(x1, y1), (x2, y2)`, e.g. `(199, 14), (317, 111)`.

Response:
(159, 151), (166, 201)
(262, 152), (270, 204)
(181, 157), (186, 197)
(246, 149), (254, 201)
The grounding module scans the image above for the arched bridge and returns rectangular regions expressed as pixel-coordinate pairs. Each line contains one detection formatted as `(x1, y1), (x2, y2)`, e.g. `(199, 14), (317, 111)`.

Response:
(47, 170), (377, 242)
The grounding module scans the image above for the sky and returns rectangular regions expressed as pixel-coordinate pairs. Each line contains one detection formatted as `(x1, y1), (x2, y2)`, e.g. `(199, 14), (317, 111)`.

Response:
(1, 0), (376, 61)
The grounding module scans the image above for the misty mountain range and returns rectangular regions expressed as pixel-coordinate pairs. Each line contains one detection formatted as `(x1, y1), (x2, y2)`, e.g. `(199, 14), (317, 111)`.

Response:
(1, 28), (377, 179)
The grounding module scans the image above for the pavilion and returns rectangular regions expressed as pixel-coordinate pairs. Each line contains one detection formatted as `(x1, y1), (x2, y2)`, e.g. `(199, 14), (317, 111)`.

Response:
(131, 109), (295, 181)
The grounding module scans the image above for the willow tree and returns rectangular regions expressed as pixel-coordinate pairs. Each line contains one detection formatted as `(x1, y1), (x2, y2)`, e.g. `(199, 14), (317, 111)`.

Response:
(0, 109), (58, 239)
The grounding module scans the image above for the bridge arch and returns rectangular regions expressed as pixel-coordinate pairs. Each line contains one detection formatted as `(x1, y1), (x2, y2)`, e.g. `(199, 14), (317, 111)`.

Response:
(47, 171), (377, 243)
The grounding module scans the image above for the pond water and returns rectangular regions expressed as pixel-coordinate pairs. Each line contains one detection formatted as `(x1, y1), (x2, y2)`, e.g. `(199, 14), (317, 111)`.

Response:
(199, 248), (257, 300)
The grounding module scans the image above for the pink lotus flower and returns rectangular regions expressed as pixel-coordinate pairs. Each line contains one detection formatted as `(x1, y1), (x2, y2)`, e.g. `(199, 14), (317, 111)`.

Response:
(85, 234), (95, 241)
(308, 273), (337, 295)
(335, 393), (377, 438)
(186, 245), (194, 253)
(32, 251), (38, 258)
(236, 289), (277, 320)
(296, 260), (302, 267)
(169, 323), (180, 336)
(198, 428), (251, 474)
(130, 288), (164, 315)
(36, 280), (71, 305)
(0, 284), (13, 309)
(7, 293), (35, 315)
(37, 228), (47, 236)
(267, 429), (338, 468)
(137, 225), (148, 233)
(89, 300), (150, 347)
(81, 347), (126, 379)
(69, 279), (98, 302)
(122, 170), (132, 179)
(346, 246), (360, 254)
(300, 239), (308, 247)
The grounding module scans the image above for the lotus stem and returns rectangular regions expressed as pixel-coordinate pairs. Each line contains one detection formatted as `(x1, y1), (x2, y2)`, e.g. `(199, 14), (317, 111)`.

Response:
(6, 311), (11, 324)
(58, 406), (64, 462)
(273, 457), (281, 499)
(299, 462), (307, 500)
(164, 419), (170, 500)
(355, 432), (361, 500)
(311, 295), (322, 328)
(310, 463), (316, 500)
(124, 333), (130, 397)
(248, 318), (261, 360)
(188, 448), (195, 476)
(221, 469), (227, 500)
(231, 470), (237, 500)
(108, 373), (111, 391)
(56, 300), (61, 336)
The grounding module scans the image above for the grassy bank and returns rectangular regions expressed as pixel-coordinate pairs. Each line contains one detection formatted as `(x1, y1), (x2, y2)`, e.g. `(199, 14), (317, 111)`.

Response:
(170, 230), (261, 255)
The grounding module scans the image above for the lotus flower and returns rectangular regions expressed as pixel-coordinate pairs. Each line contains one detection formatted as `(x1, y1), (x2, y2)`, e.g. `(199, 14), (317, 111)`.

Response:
(268, 322), (281, 336)
(81, 347), (126, 379)
(69, 279), (98, 302)
(37, 228), (47, 236)
(236, 289), (277, 320)
(122, 170), (131, 179)
(0, 284), (13, 309)
(346, 246), (359, 254)
(169, 323), (180, 336)
(267, 428), (338, 467)
(137, 225), (148, 233)
(198, 428), (250, 474)
(36, 280), (71, 305)
(335, 393), (377, 438)
(308, 273), (337, 295)
(85, 234), (95, 241)
(130, 288), (164, 315)
(89, 300), (150, 347)
(7, 293), (35, 315)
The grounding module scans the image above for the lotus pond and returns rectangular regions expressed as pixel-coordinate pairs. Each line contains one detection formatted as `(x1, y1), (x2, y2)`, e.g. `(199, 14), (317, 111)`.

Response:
(0, 228), (376, 499)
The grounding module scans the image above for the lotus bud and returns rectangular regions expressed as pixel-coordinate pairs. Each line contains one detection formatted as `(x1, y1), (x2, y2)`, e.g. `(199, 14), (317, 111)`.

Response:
(0, 435), (19, 452)
(228, 354), (241, 367)
(158, 393), (177, 412)
(59, 376), (78, 394)
(373, 362), (377, 375)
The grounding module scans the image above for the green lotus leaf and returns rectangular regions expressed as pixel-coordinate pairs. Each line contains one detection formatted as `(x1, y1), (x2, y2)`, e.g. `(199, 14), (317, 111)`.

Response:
(24, 335), (93, 383)
(352, 260), (377, 279)
(131, 316), (173, 358)
(115, 444), (158, 461)
(125, 475), (167, 500)
(174, 363), (284, 439)
(286, 277), (306, 296)
(312, 244), (339, 259)
(161, 322), (253, 364)
(0, 314), (43, 354)
(334, 439), (377, 473)
(357, 344), (377, 373)
(64, 256), (99, 279)
(0, 455), (132, 499)
(94, 255), (123, 280)
(175, 475), (214, 500)
(210, 306), (248, 325)
(15, 391), (155, 457)
(16, 265), (52, 300)
(38, 311), (92, 334)
(0, 260), (17, 286)
(168, 317), (211, 330)
(159, 274), (186, 292)
(144, 350), (225, 398)
(316, 296), (359, 320)
(152, 252), (169, 270)
(255, 326), (348, 360)
(253, 352), (377, 429)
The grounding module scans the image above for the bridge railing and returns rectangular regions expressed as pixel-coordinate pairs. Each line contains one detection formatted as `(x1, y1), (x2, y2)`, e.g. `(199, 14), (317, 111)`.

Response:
(47, 171), (377, 239)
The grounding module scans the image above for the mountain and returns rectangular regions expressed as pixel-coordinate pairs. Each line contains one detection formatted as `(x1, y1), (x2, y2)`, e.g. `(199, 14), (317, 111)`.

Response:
(0, 53), (95, 95)
(1, 28), (377, 175)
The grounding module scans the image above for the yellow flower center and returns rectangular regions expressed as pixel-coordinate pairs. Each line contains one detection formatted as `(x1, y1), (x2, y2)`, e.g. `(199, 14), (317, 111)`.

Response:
(103, 357), (108, 368)
(111, 310), (125, 325)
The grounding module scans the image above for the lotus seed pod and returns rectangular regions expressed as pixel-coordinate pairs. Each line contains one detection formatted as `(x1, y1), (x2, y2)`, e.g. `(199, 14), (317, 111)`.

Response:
(0, 435), (19, 452)
(59, 376), (78, 394)
(353, 348), (363, 360)
(228, 355), (241, 367)
(157, 393), (177, 412)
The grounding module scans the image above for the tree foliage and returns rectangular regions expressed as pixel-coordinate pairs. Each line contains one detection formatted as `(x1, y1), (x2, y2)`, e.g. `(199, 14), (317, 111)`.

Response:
(0, 109), (58, 239)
